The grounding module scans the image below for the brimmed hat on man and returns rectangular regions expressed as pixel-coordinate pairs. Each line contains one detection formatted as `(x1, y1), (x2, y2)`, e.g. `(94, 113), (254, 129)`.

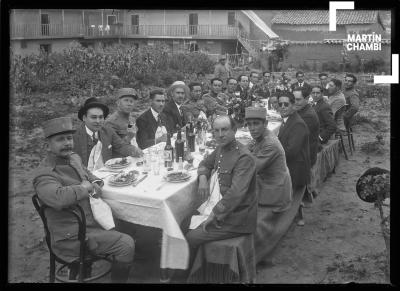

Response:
(116, 88), (139, 100)
(78, 97), (110, 121)
(43, 117), (76, 138)
(167, 81), (190, 99)
(245, 107), (267, 120)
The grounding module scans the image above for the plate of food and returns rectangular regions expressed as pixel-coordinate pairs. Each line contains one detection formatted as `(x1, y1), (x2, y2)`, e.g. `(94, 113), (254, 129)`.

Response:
(108, 170), (139, 187)
(164, 171), (191, 183)
(105, 157), (131, 169)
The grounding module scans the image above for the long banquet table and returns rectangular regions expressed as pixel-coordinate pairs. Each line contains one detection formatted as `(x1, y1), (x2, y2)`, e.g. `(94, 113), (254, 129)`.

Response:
(93, 120), (282, 272)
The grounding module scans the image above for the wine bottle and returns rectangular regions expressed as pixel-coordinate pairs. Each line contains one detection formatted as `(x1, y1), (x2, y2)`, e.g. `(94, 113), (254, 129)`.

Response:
(188, 122), (196, 152)
(164, 133), (174, 168)
(175, 129), (185, 163)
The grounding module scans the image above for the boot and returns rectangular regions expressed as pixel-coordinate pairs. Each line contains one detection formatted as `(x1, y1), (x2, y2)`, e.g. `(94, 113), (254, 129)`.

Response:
(110, 262), (132, 283)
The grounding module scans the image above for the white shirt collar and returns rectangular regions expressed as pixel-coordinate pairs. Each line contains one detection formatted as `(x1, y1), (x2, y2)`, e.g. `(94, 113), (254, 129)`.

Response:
(174, 101), (182, 111)
(298, 82), (304, 86)
(150, 107), (159, 120)
(85, 125), (98, 139)
(283, 117), (289, 123)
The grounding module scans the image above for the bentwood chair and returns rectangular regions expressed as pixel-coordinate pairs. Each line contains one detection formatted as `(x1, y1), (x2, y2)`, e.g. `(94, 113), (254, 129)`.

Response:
(334, 105), (350, 160)
(344, 104), (356, 152)
(32, 194), (112, 283)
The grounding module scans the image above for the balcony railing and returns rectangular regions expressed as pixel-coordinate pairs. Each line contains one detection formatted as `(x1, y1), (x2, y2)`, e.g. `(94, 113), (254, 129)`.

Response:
(11, 23), (239, 39)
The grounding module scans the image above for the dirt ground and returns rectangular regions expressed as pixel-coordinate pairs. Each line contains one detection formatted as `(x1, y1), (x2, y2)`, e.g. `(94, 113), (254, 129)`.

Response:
(8, 99), (390, 284)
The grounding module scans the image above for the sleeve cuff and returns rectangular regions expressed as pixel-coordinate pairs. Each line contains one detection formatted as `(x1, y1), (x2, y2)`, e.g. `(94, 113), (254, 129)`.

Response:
(72, 185), (90, 201)
(92, 179), (104, 187)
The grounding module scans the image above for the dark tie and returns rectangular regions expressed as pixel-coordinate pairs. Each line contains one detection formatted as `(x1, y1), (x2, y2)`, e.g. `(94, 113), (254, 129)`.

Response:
(92, 133), (98, 145)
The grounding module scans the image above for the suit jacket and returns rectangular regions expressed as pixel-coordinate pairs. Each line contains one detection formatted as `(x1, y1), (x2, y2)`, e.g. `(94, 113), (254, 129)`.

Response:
(198, 140), (258, 234)
(136, 109), (167, 150)
(162, 100), (186, 134)
(313, 99), (337, 143)
(248, 129), (292, 212)
(202, 92), (228, 117)
(278, 111), (311, 188)
(32, 153), (120, 262)
(73, 123), (141, 167)
(343, 88), (360, 122)
(290, 81), (312, 97)
(297, 104), (320, 166)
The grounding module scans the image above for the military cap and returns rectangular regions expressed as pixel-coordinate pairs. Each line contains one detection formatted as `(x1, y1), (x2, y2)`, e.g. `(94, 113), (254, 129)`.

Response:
(245, 107), (267, 120)
(43, 117), (75, 138)
(116, 88), (139, 100)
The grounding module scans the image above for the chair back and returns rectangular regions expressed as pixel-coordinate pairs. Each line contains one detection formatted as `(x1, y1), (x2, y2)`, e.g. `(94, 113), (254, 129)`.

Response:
(32, 194), (87, 261)
(334, 104), (347, 131)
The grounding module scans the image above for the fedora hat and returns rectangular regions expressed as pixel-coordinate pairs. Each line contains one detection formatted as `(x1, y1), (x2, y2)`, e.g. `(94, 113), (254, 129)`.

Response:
(43, 117), (76, 138)
(78, 97), (109, 121)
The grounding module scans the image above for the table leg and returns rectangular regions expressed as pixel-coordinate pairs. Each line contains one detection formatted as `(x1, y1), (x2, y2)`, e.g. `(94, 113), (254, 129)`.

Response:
(160, 268), (172, 283)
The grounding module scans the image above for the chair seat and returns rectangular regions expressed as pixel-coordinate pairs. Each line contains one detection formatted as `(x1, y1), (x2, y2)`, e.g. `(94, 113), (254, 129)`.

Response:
(187, 234), (256, 283)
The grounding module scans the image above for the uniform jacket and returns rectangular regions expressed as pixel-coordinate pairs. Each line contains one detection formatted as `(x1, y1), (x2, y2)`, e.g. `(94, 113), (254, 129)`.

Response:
(73, 123), (141, 167)
(278, 111), (311, 188)
(136, 108), (168, 150)
(327, 91), (346, 130)
(202, 92), (228, 117)
(181, 99), (208, 121)
(297, 103), (320, 166)
(32, 153), (120, 262)
(248, 129), (292, 212)
(162, 100), (186, 134)
(343, 88), (360, 121)
(290, 81), (312, 97)
(104, 111), (135, 144)
(313, 99), (337, 143)
(197, 140), (258, 234)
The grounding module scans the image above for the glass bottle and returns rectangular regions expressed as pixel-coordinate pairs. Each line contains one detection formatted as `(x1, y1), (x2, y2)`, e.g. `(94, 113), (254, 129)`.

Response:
(175, 129), (185, 163)
(164, 133), (174, 168)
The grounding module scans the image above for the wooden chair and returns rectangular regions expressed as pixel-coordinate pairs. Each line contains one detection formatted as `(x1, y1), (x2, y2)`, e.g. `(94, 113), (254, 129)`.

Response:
(334, 105), (350, 160)
(32, 194), (112, 283)
(343, 104), (356, 152)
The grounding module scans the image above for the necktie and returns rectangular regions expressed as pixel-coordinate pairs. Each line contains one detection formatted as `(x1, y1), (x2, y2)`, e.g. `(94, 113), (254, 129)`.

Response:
(92, 132), (98, 145)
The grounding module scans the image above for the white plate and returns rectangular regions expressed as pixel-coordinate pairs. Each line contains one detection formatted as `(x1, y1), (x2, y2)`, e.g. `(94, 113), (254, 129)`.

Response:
(105, 157), (132, 169)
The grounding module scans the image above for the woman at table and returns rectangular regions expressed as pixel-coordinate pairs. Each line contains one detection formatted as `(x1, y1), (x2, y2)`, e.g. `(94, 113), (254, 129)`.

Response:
(244, 107), (293, 265)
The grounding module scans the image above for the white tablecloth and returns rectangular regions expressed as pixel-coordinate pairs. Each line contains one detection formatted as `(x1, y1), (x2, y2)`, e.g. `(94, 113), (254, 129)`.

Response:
(94, 121), (281, 270)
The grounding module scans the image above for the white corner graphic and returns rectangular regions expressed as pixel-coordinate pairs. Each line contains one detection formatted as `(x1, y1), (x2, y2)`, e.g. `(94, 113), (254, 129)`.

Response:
(329, 1), (355, 31)
(374, 54), (399, 84)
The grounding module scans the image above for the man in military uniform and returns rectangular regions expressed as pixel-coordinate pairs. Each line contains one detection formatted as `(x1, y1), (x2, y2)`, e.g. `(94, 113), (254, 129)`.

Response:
(105, 88), (139, 146)
(202, 78), (229, 118)
(33, 117), (135, 282)
(181, 82), (208, 121)
(185, 115), (258, 267)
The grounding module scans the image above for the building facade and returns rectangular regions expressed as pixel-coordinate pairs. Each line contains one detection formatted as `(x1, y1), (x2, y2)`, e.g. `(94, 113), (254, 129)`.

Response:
(10, 9), (277, 59)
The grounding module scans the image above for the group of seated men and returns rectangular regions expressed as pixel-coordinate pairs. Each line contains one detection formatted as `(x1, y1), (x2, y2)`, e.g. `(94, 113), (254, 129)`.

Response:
(32, 69), (360, 283)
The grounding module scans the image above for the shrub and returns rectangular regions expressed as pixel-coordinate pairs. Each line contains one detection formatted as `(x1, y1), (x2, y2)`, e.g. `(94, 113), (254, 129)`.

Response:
(364, 58), (386, 73)
(321, 61), (340, 72)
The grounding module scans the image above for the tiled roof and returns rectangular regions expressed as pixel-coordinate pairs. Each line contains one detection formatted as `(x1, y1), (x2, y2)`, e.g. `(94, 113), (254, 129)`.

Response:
(271, 10), (379, 25)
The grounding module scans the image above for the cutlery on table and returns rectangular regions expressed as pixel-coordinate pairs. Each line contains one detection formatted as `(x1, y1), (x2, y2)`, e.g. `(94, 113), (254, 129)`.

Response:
(132, 174), (148, 187)
(98, 169), (124, 173)
(156, 182), (167, 191)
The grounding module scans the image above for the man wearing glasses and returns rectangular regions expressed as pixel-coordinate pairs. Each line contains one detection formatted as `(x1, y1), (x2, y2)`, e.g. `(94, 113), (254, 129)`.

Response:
(343, 74), (360, 128)
(277, 92), (311, 196)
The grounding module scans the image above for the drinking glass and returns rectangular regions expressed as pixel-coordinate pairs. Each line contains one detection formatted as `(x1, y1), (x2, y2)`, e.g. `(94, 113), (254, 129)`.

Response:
(143, 153), (151, 173)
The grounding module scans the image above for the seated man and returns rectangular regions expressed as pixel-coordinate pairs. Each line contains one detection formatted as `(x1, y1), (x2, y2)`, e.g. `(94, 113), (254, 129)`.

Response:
(73, 97), (142, 171)
(269, 95), (279, 111)
(290, 70), (312, 98)
(311, 86), (337, 144)
(163, 81), (190, 133)
(181, 82), (208, 121)
(293, 87), (320, 167)
(224, 77), (238, 101)
(185, 115), (258, 273)
(277, 92), (311, 192)
(326, 78), (346, 131)
(136, 89), (168, 149)
(196, 72), (211, 95)
(245, 107), (292, 264)
(33, 117), (134, 283)
(343, 73), (360, 128)
(105, 88), (139, 145)
(202, 78), (229, 118)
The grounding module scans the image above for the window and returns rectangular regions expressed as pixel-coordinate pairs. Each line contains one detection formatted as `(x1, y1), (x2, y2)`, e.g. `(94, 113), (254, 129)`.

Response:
(107, 15), (117, 26)
(188, 41), (199, 52)
(228, 12), (235, 26)
(41, 13), (49, 36)
(39, 44), (51, 54)
(189, 13), (198, 35)
(131, 15), (139, 34)
(20, 41), (27, 49)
